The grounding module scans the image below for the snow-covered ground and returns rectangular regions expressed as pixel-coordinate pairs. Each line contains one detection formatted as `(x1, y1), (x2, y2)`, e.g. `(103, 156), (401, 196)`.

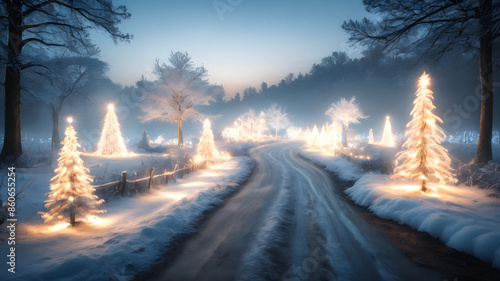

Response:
(298, 148), (363, 181)
(346, 174), (500, 269)
(0, 156), (253, 281)
(301, 144), (500, 270)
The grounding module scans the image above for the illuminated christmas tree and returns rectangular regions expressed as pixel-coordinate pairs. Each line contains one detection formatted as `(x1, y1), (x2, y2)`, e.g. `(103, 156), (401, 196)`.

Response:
(195, 119), (220, 164)
(41, 117), (104, 226)
(309, 125), (320, 148)
(368, 128), (374, 144)
(95, 104), (127, 156)
(393, 72), (453, 191)
(381, 116), (394, 147)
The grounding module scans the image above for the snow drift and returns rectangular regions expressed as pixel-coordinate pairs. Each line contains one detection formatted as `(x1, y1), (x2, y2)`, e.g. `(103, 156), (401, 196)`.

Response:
(345, 173), (500, 269)
(298, 148), (363, 182)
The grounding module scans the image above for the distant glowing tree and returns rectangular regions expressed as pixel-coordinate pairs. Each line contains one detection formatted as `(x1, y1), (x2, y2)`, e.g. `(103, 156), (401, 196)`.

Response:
(380, 116), (395, 147)
(266, 104), (291, 138)
(40, 117), (104, 226)
(325, 97), (367, 147)
(328, 122), (342, 151)
(368, 128), (374, 144)
(309, 125), (320, 148)
(393, 72), (453, 192)
(195, 119), (220, 164)
(95, 104), (128, 156)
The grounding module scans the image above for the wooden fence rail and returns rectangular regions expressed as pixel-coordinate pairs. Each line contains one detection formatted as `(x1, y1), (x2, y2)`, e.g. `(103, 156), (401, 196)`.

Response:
(93, 162), (203, 201)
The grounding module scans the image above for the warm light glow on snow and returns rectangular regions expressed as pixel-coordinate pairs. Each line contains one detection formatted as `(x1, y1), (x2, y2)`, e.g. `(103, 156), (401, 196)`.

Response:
(380, 116), (394, 147)
(392, 184), (438, 195)
(182, 181), (206, 187)
(48, 222), (71, 232)
(392, 72), (454, 192)
(95, 103), (128, 157)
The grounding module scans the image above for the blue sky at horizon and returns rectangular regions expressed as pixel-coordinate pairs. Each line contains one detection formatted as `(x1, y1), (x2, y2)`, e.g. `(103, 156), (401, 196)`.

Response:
(91, 0), (369, 99)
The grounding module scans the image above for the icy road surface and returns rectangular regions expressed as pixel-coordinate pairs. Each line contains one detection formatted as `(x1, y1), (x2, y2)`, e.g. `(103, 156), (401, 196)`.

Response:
(148, 142), (440, 281)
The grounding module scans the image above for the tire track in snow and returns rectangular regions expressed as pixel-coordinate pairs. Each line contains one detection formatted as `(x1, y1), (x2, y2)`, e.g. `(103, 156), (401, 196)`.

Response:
(237, 146), (297, 280)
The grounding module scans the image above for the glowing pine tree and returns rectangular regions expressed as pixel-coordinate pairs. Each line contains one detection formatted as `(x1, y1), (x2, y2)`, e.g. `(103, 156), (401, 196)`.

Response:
(195, 119), (220, 164)
(40, 117), (104, 226)
(95, 104), (127, 156)
(393, 72), (453, 191)
(381, 116), (394, 147)
(309, 125), (320, 148)
(368, 128), (374, 144)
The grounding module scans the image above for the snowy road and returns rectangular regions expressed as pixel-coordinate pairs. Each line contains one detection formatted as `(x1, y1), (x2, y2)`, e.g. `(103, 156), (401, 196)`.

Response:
(147, 142), (440, 281)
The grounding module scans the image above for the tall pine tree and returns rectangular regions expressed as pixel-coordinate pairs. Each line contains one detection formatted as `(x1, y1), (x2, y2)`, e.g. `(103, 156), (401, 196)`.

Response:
(392, 72), (453, 191)
(96, 104), (128, 156)
(41, 118), (104, 226)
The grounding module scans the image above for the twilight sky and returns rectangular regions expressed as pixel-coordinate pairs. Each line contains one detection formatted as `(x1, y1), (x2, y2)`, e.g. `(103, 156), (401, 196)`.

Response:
(91, 0), (369, 99)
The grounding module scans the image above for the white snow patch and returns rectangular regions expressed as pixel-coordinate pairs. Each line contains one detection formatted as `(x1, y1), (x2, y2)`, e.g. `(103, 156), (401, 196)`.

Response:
(299, 148), (363, 181)
(345, 173), (500, 269)
(0, 157), (253, 281)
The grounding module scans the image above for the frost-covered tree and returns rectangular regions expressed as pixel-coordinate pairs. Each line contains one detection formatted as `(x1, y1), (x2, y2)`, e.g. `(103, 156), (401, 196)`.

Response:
(343, 0), (500, 164)
(233, 109), (267, 141)
(266, 104), (291, 138)
(195, 119), (220, 164)
(25, 56), (108, 151)
(0, 0), (131, 163)
(237, 109), (257, 139)
(137, 129), (151, 150)
(40, 118), (104, 226)
(393, 72), (454, 192)
(138, 52), (223, 146)
(325, 97), (367, 147)
(308, 125), (320, 148)
(95, 104), (127, 156)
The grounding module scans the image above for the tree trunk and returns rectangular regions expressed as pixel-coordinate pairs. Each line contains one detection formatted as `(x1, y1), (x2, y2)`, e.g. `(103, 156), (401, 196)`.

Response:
(51, 109), (61, 151)
(475, 0), (493, 165)
(177, 120), (184, 147)
(0, 0), (23, 164)
(342, 124), (348, 148)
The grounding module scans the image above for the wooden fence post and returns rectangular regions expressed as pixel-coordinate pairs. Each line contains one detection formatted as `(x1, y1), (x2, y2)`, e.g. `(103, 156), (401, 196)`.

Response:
(132, 172), (137, 194)
(164, 171), (169, 185)
(70, 212), (76, 227)
(120, 171), (128, 196)
(148, 167), (155, 190)
(173, 164), (178, 182)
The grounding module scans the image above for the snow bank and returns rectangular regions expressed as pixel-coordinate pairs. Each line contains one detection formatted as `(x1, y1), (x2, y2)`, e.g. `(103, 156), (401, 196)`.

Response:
(1, 157), (253, 281)
(345, 173), (500, 269)
(299, 148), (363, 181)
